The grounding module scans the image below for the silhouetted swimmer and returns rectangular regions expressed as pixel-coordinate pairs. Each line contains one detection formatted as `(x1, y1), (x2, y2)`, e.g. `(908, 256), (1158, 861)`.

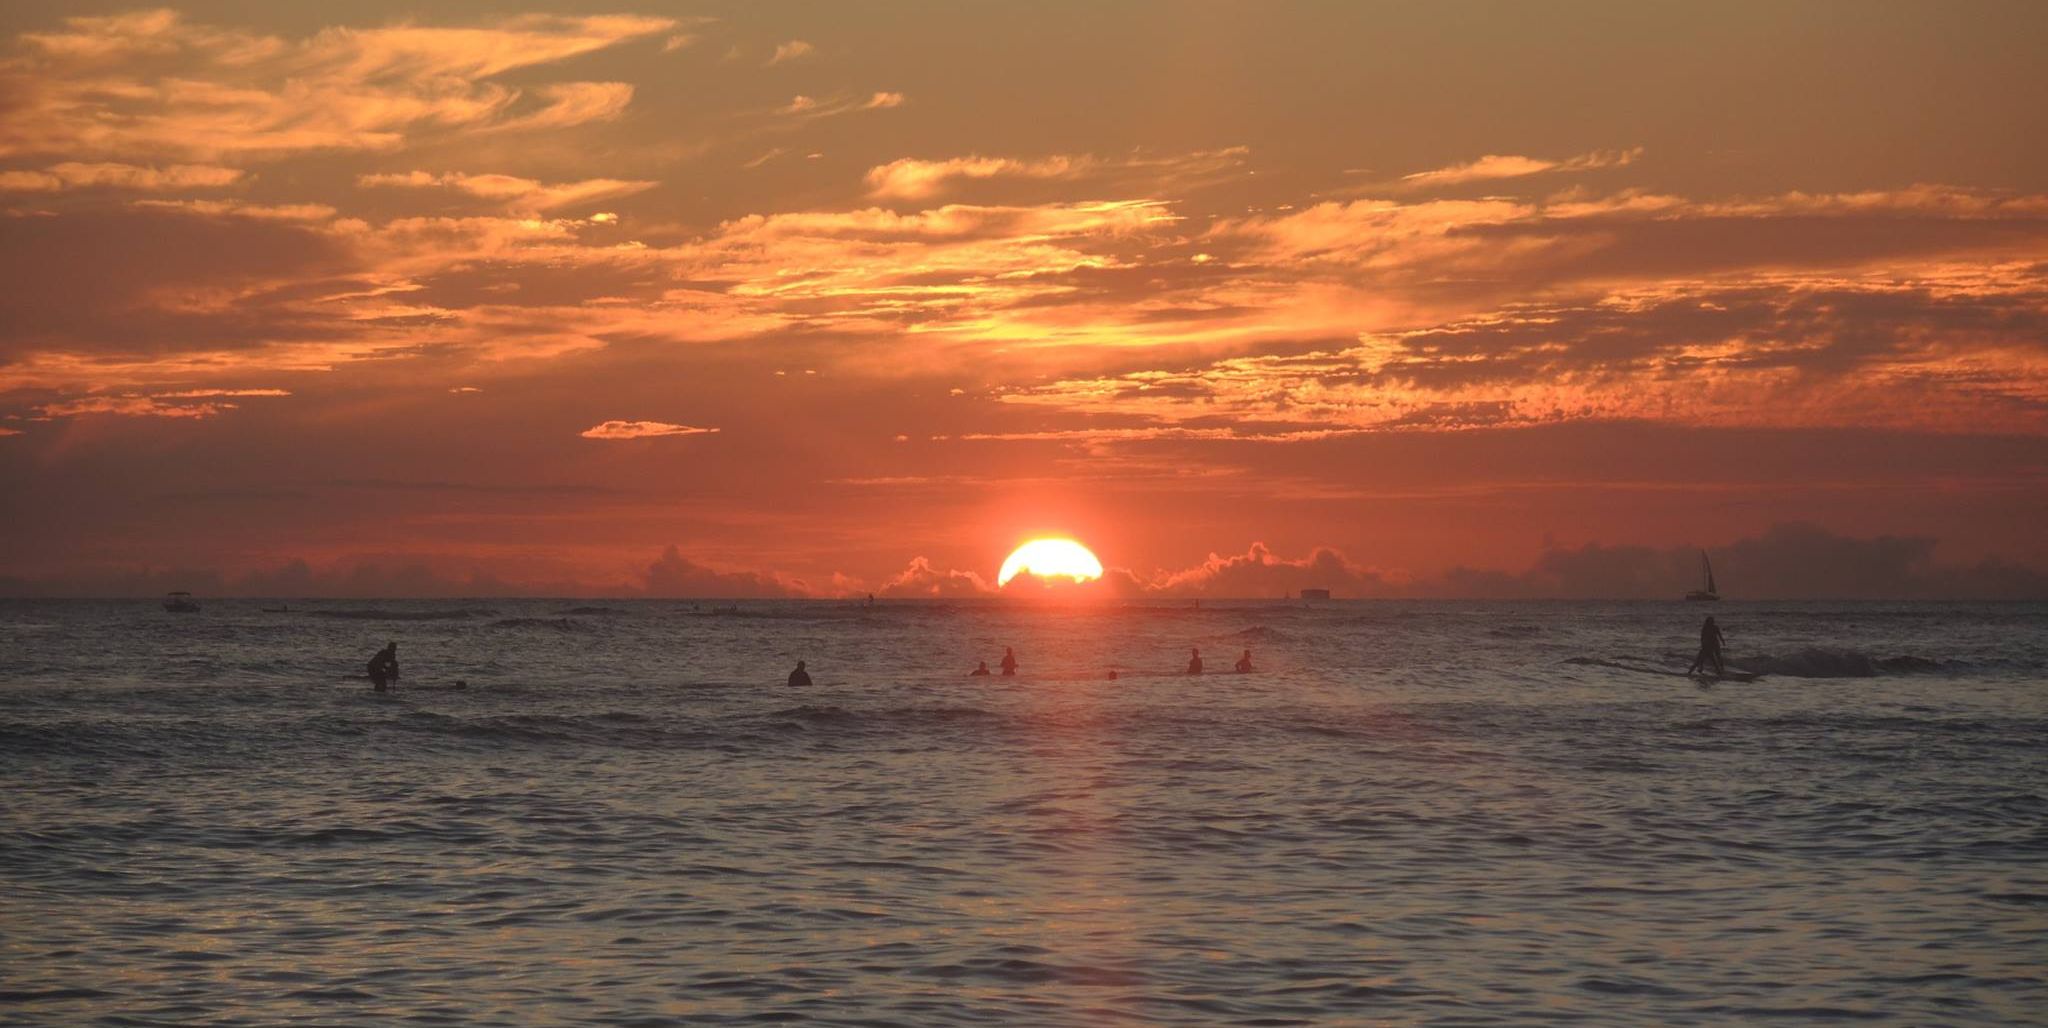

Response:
(1235, 649), (1254, 673)
(1687, 616), (1727, 676)
(1187, 647), (1203, 675)
(970, 661), (991, 676)
(366, 641), (399, 692)
(999, 647), (1018, 676)
(1107, 669), (1118, 681)
(787, 660), (812, 687)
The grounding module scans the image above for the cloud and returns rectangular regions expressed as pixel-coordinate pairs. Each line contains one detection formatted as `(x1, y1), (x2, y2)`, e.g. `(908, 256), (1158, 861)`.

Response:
(0, 162), (243, 192)
(1139, 542), (1393, 598)
(0, 11), (675, 161)
(996, 264), (2048, 437)
(1436, 523), (2048, 600)
(866, 156), (1083, 200)
(1118, 526), (2048, 600)
(863, 147), (1247, 200)
(766, 40), (814, 65)
(1397, 147), (1642, 189)
(579, 420), (720, 440)
(358, 170), (657, 212)
(644, 545), (798, 597)
(776, 91), (903, 121)
(129, 199), (336, 221)
(486, 82), (639, 133)
(35, 388), (290, 419)
(1, 526), (2037, 600)
(878, 556), (994, 597)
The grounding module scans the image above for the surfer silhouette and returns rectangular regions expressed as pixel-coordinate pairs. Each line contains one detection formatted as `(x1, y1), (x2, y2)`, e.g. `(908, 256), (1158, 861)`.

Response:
(999, 647), (1018, 676)
(366, 641), (399, 691)
(970, 661), (991, 676)
(1687, 616), (1726, 676)
(787, 660), (812, 687)
(1187, 647), (1203, 675)
(1234, 649), (1254, 673)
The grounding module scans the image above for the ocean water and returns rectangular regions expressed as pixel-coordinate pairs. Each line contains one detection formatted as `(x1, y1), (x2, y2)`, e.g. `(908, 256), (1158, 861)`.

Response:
(2, 598), (2045, 1026)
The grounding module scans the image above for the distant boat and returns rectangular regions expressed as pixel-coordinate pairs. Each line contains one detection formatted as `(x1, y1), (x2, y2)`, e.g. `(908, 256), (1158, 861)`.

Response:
(1299, 588), (1332, 601)
(163, 591), (202, 613)
(1684, 551), (1719, 601)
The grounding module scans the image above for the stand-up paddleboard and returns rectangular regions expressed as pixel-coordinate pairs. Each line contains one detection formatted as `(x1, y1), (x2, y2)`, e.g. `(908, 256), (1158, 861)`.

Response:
(1566, 658), (1763, 682)
(342, 675), (468, 690)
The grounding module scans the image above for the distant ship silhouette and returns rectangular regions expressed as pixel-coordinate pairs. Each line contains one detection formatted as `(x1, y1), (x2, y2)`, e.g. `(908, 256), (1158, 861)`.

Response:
(162, 591), (201, 613)
(1684, 551), (1719, 601)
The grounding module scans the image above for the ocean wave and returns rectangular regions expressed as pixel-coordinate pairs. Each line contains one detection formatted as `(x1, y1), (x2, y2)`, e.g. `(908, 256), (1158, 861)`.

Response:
(396, 710), (668, 746)
(1733, 647), (1958, 678)
(558, 606), (626, 616)
(1233, 626), (1289, 640)
(487, 617), (590, 632)
(304, 608), (496, 621)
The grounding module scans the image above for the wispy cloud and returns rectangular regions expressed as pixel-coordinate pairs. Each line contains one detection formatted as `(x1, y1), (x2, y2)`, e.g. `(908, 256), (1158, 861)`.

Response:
(0, 161), (243, 192)
(1396, 147), (1643, 189)
(357, 170), (657, 212)
(766, 40), (814, 65)
(776, 91), (903, 122)
(36, 388), (291, 419)
(864, 147), (1247, 199)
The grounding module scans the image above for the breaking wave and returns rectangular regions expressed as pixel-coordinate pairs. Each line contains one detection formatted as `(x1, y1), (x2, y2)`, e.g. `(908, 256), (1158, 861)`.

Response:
(1732, 648), (1960, 679)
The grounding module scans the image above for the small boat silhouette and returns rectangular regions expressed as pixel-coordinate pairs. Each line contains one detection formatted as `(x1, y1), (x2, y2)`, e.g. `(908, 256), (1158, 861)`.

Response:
(1684, 551), (1719, 601)
(163, 591), (202, 613)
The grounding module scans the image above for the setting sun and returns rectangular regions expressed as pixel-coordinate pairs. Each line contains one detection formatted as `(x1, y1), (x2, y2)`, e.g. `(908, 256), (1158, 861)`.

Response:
(997, 538), (1104, 587)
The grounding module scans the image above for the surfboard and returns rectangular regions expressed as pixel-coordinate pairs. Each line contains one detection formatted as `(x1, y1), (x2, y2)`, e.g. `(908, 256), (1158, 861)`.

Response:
(1567, 658), (1763, 682)
(1692, 670), (1761, 683)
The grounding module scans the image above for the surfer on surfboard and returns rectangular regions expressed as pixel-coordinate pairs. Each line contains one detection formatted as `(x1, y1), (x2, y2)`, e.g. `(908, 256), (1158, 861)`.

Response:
(1687, 616), (1726, 677)
(366, 641), (399, 691)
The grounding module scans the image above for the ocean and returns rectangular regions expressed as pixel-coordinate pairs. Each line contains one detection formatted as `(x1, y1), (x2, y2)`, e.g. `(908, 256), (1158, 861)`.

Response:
(2, 599), (2045, 1025)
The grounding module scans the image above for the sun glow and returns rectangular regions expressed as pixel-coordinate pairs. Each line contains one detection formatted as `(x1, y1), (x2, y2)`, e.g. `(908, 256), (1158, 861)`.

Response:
(997, 538), (1104, 587)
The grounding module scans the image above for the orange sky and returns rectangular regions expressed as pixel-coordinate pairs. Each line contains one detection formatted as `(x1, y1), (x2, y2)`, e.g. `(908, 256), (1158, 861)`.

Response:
(1, 2), (2045, 597)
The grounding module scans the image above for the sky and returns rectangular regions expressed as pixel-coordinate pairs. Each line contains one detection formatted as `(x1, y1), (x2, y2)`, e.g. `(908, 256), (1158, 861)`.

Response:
(1, 1), (2045, 598)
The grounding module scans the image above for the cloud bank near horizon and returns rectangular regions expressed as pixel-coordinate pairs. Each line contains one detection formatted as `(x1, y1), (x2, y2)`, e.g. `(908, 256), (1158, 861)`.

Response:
(5, 524), (2041, 601)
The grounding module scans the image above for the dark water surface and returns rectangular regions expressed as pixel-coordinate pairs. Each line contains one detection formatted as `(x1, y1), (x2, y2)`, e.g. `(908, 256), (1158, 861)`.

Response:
(3, 599), (2045, 1025)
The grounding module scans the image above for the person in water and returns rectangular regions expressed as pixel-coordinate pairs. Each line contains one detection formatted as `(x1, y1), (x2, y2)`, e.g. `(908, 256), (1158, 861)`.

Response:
(1687, 616), (1727, 676)
(1107, 669), (1118, 681)
(970, 661), (991, 676)
(787, 660), (812, 687)
(366, 641), (399, 691)
(1187, 647), (1203, 675)
(1234, 649), (1254, 673)
(999, 647), (1018, 676)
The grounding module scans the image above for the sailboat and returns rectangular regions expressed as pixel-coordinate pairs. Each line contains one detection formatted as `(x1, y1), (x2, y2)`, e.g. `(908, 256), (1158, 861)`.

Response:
(1684, 551), (1719, 601)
